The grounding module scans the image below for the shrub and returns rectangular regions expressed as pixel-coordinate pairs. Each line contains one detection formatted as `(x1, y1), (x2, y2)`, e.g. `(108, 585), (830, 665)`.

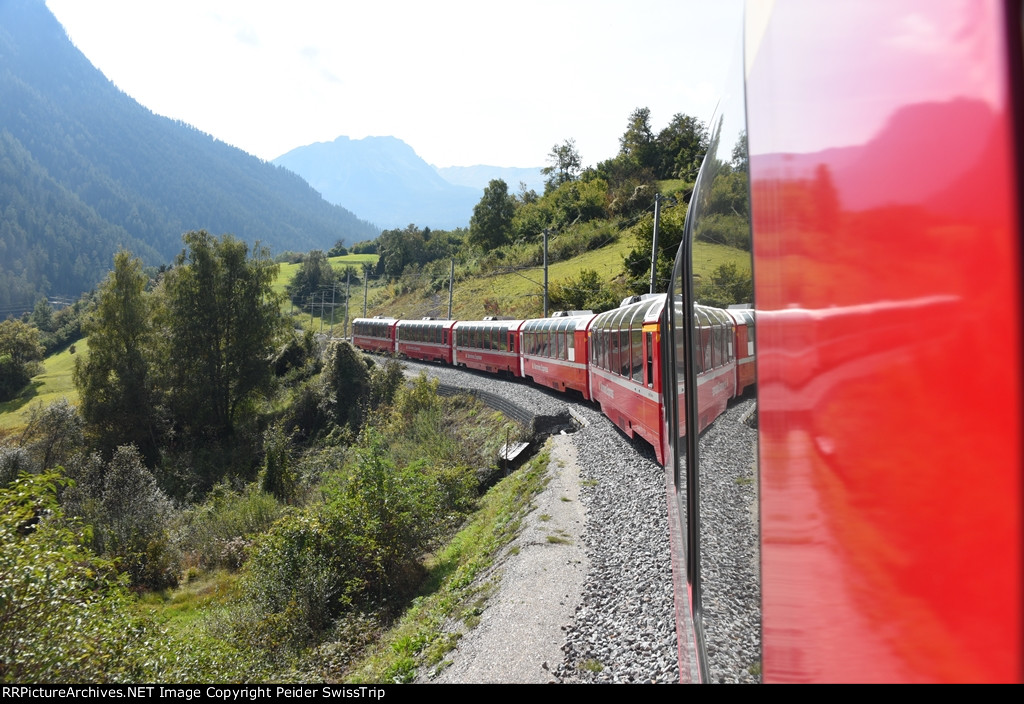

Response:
(0, 472), (154, 682)
(175, 481), (284, 571)
(63, 445), (180, 589)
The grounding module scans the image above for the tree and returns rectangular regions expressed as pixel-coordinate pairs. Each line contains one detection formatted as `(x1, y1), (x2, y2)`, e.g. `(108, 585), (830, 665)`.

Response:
(376, 225), (427, 279)
(0, 472), (157, 682)
(318, 340), (371, 430)
(0, 320), (44, 402)
(541, 139), (582, 193)
(619, 107), (657, 170)
(694, 262), (753, 308)
(548, 268), (621, 313)
(0, 319), (44, 369)
(157, 231), (285, 438)
(469, 179), (514, 250)
(30, 298), (54, 332)
(656, 113), (708, 181)
(286, 249), (336, 309)
(73, 251), (157, 460)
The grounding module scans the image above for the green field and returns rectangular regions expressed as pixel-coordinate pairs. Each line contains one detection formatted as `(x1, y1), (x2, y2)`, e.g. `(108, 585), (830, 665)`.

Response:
(272, 253), (379, 297)
(0, 339), (88, 431)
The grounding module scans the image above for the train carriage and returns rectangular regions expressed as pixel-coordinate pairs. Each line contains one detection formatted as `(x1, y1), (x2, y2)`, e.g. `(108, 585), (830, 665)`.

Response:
(395, 318), (456, 364)
(520, 314), (596, 398)
(452, 319), (525, 376)
(589, 296), (666, 461)
(351, 317), (398, 354)
(590, 297), (740, 465)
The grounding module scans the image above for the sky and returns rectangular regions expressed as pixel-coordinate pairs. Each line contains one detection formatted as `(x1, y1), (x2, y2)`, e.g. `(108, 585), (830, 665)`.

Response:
(44, 0), (744, 169)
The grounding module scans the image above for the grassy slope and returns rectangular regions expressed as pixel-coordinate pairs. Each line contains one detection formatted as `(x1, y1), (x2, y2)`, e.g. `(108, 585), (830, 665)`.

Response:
(352, 239), (752, 322)
(0, 339), (88, 431)
(278, 253), (381, 334)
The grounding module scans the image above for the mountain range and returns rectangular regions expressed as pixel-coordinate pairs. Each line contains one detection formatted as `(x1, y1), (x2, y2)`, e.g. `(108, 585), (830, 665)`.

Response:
(0, 0), (544, 313)
(0, 0), (378, 311)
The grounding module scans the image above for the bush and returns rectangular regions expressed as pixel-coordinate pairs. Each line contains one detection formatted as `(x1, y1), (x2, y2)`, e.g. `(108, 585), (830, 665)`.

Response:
(0, 472), (155, 682)
(176, 481), (284, 570)
(0, 353), (31, 402)
(238, 380), (478, 656)
(63, 445), (179, 589)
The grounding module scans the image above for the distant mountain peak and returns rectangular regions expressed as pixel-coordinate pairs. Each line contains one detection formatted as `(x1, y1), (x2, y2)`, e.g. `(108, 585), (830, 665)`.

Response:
(273, 135), (545, 229)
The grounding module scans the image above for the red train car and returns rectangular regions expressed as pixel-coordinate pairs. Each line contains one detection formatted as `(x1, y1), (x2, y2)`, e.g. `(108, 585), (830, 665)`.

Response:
(395, 319), (456, 364)
(590, 297), (741, 465)
(351, 317), (397, 354)
(452, 319), (525, 376)
(665, 0), (1022, 683)
(588, 296), (667, 461)
(520, 314), (596, 398)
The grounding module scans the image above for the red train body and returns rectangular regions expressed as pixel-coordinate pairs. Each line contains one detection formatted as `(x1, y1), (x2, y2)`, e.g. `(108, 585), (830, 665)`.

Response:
(354, 301), (752, 469)
(351, 317), (397, 354)
(394, 319), (455, 364)
(520, 314), (596, 398)
(452, 319), (524, 376)
(662, 0), (1022, 684)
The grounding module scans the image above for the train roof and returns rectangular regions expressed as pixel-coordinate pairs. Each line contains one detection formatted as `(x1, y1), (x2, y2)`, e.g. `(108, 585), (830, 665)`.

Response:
(521, 312), (598, 332)
(452, 318), (526, 330)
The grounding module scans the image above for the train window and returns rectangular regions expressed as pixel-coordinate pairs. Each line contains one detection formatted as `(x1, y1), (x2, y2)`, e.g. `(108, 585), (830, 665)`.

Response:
(606, 326), (616, 373)
(631, 326), (643, 383)
(616, 329), (627, 376)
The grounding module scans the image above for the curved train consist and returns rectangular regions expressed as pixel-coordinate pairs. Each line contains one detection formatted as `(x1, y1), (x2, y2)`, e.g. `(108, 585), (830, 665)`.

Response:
(360, 1), (1022, 683)
(353, 299), (755, 465)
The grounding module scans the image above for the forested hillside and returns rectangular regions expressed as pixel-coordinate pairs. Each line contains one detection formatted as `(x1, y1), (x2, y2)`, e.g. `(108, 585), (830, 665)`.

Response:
(0, 0), (379, 312)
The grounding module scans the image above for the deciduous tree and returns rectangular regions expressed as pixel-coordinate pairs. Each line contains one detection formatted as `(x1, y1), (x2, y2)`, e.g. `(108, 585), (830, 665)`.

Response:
(73, 251), (157, 460)
(656, 113), (708, 181)
(157, 231), (284, 438)
(541, 139), (582, 193)
(619, 107), (657, 170)
(469, 179), (514, 250)
(0, 319), (44, 402)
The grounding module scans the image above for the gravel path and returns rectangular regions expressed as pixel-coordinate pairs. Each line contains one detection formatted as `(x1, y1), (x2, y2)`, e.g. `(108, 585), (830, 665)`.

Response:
(427, 434), (588, 683)
(399, 359), (760, 684)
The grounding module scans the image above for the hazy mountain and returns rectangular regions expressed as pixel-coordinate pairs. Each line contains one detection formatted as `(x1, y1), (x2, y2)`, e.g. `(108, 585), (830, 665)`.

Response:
(435, 165), (544, 196)
(274, 136), (492, 230)
(0, 0), (378, 311)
